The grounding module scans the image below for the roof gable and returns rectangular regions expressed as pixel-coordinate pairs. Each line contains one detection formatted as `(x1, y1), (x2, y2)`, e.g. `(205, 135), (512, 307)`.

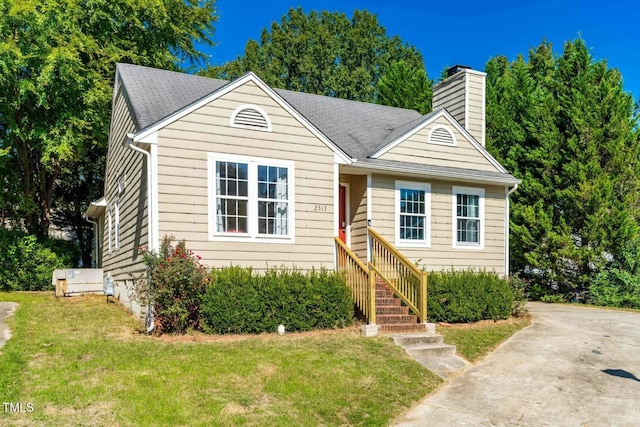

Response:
(370, 110), (507, 173)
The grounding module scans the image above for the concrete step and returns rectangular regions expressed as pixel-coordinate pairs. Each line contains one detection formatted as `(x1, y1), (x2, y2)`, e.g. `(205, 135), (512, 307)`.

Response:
(390, 333), (443, 346)
(410, 354), (470, 379)
(376, 305), (409, 315)
(404, 342), (456, 357)
(377, 314), (418, 324)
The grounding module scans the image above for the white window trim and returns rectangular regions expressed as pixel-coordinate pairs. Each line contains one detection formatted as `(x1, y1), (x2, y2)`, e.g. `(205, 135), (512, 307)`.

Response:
(107, 207), (112, 255)
(427, 125), (457, 146)
(395, 180), (431, 248)
(114, 198), (120, 250)
(452, 186), (485, 250)
(229, 104), (273, 132)
(207, 152), (295, 243)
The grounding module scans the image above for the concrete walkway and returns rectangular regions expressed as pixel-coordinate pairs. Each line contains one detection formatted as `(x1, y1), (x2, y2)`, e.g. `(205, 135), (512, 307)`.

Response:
(0, 302), (18, 349)
(394, 303), (640, 427)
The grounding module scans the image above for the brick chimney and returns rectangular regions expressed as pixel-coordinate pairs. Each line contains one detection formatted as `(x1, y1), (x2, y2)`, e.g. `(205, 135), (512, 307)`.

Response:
(432, 65), (486, 147)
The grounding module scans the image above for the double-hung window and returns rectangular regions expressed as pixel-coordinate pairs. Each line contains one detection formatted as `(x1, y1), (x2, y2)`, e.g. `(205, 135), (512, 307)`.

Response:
(209, 153), (294, 242)
(453, 186), (484, 248)
(395, 181), (430, 247)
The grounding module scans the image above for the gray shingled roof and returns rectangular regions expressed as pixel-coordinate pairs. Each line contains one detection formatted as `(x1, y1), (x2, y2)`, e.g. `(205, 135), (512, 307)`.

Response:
(273, 88), (421, 158)
(116, 63), (424, 158)
(117, 63), (228, 131)
(115, 63), (517, 185)
(353, 158), (520, 184)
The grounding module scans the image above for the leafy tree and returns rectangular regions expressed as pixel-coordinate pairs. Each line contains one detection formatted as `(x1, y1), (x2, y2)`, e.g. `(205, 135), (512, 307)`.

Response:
(0, 0), (218, 247)
(377, 60), (432, 114)
(486, 38), (640, 295)
(202, 7), (426, 104)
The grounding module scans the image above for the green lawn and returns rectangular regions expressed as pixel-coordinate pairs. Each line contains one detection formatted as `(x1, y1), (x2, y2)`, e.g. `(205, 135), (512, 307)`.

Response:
(0, 293), (441, 426)
(438, 316), (531, 362)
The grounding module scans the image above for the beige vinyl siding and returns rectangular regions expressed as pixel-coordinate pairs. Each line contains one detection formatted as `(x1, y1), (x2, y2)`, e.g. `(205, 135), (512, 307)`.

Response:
(101, 86), (149, 318)
(370, 174), (506, 274)
(432, 73), (465, 126)
(432, 70), (486, 146)
(379, 116), (499, 172)
(156, 80), (336, 271)
(466, 72), (485, 146)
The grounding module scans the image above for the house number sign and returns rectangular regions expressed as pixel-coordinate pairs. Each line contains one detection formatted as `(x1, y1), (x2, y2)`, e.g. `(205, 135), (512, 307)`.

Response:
(314, 205), (328, 212)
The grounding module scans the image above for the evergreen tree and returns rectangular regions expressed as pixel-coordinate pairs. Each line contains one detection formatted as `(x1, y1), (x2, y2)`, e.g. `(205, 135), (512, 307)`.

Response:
(486, 38), (640, 294)
(377, 60), (432, 114)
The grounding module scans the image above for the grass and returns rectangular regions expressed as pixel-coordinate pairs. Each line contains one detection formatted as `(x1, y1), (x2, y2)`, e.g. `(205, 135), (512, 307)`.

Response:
(0, 292), (442, 426)
(437, 316), (531, 362)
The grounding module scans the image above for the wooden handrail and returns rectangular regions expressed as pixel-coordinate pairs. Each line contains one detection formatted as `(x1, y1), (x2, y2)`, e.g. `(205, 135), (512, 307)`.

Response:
(335, 237), (368, 271)
(335, 237), (375, 324)
(368, 227), (423, 276)
(368, 227), (428, 323)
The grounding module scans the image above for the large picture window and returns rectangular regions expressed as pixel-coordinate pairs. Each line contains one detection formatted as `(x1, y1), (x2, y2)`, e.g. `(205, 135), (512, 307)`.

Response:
(209, 153), (294, 242)
(395, 181), (430, 247)
(453, 186), (484, 248)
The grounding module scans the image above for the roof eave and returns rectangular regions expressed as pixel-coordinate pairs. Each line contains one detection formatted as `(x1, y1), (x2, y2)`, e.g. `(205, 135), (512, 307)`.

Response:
(84, 197), (107, 219)
(348, 161), (521, 186)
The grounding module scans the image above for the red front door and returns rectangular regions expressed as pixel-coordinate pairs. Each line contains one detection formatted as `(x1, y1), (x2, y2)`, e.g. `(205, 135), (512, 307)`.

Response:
(338, 185), (346, 243)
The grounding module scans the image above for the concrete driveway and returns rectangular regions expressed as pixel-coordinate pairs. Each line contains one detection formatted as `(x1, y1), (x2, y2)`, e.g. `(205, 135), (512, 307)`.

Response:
(0, 302), (18, 349)
(394, 302), (640, 427)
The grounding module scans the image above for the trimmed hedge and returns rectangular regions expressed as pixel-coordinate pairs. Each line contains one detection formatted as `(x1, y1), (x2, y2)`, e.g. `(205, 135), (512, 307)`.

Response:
(427, 269), (514, 323)
(202, 266), (354, 334)
(0, 228), (79, 291)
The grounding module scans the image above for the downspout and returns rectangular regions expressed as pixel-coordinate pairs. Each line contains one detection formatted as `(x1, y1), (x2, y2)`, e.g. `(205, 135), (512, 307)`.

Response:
(126, 133), (154, 252)
(85, 217), (98, 268)
(127, 133), (155, 332)
(505, 183), (519, 276)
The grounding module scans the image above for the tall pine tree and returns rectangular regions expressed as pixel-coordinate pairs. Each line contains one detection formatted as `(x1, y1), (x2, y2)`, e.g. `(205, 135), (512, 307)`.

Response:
(486, 38), (640, 294)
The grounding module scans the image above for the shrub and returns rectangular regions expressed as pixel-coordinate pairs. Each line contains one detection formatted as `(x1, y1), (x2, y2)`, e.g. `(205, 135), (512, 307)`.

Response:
(587, 244), (640, 309)
(0, 228), (79, 291)
(540, 294), (565, 303)
(202, 267), (354, 334)
(427, 269), (514, 323)
(135, 236), (209, 333)
(509, 274), (530, 316)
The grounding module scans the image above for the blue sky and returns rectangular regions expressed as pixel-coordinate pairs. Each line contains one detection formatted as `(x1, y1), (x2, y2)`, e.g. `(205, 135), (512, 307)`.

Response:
(201, 0), (640, 99)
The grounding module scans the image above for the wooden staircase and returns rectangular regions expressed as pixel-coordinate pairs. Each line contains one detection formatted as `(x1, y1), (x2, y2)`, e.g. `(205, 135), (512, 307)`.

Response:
(375, 280), (426, 333)
(335, 227), (429, 335)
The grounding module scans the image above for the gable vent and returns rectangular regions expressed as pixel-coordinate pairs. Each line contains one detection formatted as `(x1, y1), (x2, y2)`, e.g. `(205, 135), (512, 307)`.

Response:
(230, 105), (272, 132)
(428, 126), (455, 145)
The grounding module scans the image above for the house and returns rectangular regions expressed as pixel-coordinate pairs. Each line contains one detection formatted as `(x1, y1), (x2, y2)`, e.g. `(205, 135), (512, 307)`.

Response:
(85, 63), (520, 331)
